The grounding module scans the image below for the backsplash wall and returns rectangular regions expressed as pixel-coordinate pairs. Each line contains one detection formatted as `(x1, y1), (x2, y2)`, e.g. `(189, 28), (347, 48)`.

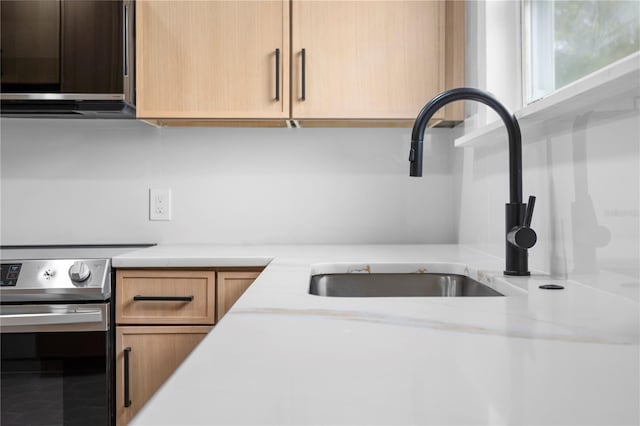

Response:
(453, 94), (639, 300)
(0, 119), (456, 245)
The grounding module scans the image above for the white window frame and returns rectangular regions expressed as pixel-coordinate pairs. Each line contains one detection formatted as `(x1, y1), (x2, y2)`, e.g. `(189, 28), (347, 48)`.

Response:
(522, 0), (555, 104)
(521, 0), (640, 105)
(458, 0), (639, 147)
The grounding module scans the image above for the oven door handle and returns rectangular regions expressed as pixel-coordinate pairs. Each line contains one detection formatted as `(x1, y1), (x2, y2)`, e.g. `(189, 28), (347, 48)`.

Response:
(0, 310), (103, 327)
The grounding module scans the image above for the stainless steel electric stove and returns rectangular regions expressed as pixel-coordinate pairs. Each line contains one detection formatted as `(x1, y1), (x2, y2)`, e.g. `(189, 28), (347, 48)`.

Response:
(0, 244), (153, 426)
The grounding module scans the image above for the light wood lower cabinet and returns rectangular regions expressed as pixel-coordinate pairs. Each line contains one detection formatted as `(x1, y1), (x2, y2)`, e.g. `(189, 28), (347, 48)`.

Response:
(115, 326), (211, 425)
(216, 271), (262, 321)
(115, 268), (261, 425)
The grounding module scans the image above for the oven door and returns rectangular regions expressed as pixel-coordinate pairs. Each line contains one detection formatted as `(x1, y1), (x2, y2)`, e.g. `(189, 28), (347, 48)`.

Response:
(0, 303), (112, 426)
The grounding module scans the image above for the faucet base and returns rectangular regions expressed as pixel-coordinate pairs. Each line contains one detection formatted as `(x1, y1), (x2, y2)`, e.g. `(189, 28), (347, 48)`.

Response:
(504, 270), (531, 276)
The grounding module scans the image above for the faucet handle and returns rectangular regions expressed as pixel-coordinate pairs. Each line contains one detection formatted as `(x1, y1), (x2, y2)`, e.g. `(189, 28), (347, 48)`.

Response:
(507, 195), (537, 250)
(524, 195), (536, 227)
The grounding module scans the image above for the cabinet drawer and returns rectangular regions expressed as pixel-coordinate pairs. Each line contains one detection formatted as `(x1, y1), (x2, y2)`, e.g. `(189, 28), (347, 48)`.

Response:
(116, 270), (215, 325)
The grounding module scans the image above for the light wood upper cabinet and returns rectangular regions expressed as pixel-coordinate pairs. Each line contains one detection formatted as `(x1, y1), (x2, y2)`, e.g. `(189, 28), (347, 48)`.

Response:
(135, 0), (464, 125)
(136, 0), (289, 119)
(291, 1), (446, 121)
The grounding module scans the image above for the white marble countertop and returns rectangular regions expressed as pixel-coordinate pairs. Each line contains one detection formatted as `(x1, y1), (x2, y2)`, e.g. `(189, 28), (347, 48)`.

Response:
(113, 244), (640, 425)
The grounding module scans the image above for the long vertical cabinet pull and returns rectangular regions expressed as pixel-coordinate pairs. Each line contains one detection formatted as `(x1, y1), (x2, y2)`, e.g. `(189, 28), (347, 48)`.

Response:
(275, 48), (280, 101)
(301, 48), (306, 101)
(124, 347), (132, 408)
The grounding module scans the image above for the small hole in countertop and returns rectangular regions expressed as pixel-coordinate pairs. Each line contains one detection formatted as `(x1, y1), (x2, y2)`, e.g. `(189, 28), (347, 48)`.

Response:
(539, 284), (565, 290)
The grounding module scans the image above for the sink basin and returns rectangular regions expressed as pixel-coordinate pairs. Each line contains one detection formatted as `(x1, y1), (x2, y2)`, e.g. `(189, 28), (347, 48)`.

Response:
(309, 273), (503, 297)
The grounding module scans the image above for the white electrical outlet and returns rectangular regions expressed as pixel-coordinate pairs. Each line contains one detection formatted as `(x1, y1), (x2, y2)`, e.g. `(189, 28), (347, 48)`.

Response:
(149, 188), (171, 221)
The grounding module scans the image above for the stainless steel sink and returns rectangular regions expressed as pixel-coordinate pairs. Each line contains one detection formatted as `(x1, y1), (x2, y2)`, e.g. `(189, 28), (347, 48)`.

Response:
(309, 273), (503, 297)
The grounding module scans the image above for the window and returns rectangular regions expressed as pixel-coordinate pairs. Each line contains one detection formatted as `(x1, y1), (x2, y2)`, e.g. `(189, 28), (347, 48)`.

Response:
(525, 0), (640, 103)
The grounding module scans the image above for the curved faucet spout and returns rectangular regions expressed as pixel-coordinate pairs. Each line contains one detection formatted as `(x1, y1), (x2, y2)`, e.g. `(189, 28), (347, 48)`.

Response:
(409, 87), (536, 276)
(409, 87), (523, 204)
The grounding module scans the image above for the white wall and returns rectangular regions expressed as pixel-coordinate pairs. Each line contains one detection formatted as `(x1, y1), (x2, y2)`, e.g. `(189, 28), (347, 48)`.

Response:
(457, 1), (639, 300)
(0, 119), (457, 245)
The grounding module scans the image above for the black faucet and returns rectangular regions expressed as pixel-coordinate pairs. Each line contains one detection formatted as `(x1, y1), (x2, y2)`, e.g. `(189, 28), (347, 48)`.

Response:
(409, 87), (537, 276)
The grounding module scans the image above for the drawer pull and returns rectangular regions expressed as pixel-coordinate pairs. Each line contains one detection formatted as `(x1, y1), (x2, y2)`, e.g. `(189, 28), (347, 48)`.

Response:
(133, 295), (194, 302)
(124, 347), (132, 408)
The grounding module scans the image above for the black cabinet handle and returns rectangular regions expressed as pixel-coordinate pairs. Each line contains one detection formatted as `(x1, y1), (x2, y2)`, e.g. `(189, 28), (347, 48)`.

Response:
(301, 48), (306, 101)
(124, 347), (131, 408)
(133, 295), (194, 302)
(275, 48), (280, 101)
(524, 195), (536, 227)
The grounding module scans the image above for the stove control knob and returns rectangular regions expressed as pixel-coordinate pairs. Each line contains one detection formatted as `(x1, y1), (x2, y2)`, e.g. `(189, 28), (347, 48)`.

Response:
(69, 261), (91, 282)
